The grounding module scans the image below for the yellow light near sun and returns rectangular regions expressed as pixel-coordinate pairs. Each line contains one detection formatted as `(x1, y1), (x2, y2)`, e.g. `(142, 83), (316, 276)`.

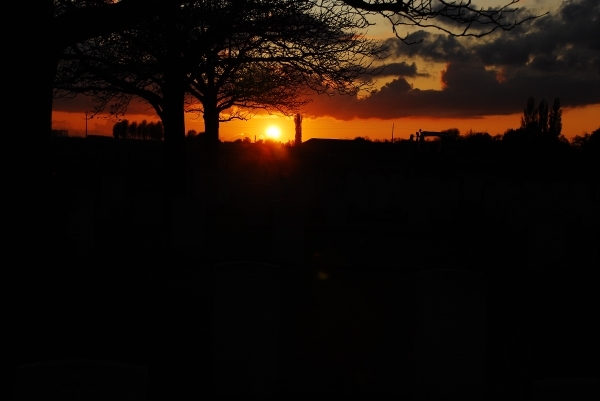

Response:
(266, 125), (281, 139)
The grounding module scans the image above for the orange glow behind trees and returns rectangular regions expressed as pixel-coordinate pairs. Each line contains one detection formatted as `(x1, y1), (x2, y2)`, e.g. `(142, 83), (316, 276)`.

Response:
(53, 103), (600, 143)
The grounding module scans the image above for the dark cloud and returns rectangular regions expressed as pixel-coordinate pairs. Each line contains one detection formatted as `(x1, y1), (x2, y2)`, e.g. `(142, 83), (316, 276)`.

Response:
(363, 61), (425, 78)
(302, 0), (600, 120)
(303, 61), (514, 119)
(302, 55), (600, 120)
(382, 31), (471, 62)
(474, 0), (600, 72)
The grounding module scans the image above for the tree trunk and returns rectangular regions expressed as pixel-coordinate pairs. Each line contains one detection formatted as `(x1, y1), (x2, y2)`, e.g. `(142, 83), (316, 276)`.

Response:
(203, 102), (221, 144)
(162, 33), (188, 201)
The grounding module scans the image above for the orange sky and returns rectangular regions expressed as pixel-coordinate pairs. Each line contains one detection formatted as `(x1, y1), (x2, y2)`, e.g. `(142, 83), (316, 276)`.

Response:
(53, 103), (600, 143)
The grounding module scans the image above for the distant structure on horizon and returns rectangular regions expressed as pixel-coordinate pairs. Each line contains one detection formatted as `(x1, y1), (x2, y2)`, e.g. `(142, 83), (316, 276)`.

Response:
(412, 129), (448, 149)
(294, 113), (303, 146)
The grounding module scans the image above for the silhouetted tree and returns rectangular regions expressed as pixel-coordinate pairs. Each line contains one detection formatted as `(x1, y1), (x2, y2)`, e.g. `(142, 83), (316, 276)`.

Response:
(520, 96), (538, 137)
(127, 121), (138, 140)
(548, 97), (562, 139)
(501, 127), (524, 152)
(442, 128), (460, 140)
(57, 1), (387, 147)
(29, 0), (179, 165)
(571, 127), (600, 154)
(138, 120), (148, 140)
(113, 119), (129, 139)
(147, 121), (164, 141)
(294, 113), (303, 146)
(112, 119), (163, 140)
(518, 96), (563, 142)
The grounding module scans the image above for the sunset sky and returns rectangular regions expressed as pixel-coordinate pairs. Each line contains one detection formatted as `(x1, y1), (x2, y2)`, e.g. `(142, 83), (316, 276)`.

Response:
(52, 0), (600, 142)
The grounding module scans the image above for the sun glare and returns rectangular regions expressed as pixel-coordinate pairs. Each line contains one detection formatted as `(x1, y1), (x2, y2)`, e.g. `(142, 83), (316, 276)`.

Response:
(266, 125), (281, 139)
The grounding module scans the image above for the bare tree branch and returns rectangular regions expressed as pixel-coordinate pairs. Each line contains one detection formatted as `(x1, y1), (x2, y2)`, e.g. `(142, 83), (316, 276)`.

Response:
(333, 0), (548, 44)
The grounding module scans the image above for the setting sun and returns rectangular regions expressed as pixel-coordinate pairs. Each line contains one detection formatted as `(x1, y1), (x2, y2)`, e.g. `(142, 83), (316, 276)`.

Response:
(266, 125), (281, 139)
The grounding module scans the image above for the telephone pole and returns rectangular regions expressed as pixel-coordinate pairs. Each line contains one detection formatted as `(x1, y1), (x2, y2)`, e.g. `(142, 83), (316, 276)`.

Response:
(391, 123), (394, 143)
(84, 111), (89, 138)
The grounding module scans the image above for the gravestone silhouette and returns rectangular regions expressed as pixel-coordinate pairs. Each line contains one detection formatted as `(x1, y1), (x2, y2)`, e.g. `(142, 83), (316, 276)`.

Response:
(210, 261), (281, 399)
(13, 359), (147, 401)
(412, 269), (487, 401)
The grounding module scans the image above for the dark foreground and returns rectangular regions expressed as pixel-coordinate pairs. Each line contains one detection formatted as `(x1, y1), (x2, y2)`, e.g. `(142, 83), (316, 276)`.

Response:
(10, 137), (599, 400)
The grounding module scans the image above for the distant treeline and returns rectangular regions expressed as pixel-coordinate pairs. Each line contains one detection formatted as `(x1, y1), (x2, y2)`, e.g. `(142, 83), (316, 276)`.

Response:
(351, 126), (599, 157)
(354, 96), (598, 156)
(112, 119), (164, 141)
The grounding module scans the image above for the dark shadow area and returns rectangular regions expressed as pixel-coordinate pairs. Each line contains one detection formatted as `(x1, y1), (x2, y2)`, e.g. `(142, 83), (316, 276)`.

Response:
(9, 132), (599, 400)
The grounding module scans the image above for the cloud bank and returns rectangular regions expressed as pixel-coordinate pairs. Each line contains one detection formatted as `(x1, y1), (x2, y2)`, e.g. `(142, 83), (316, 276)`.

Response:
(301, 0), (600, 120)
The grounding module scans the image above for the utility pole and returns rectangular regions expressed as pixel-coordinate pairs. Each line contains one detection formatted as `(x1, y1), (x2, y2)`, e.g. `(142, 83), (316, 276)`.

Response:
(84, 111), (89, 138)
(391, 123), (394, 143)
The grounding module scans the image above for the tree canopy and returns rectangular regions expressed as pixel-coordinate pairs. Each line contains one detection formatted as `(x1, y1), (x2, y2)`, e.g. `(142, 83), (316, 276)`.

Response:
(55, 0), (387, 143)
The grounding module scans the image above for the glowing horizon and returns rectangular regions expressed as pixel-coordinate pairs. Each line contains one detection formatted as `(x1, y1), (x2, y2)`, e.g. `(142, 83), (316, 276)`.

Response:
(52, 103), (600, 143)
